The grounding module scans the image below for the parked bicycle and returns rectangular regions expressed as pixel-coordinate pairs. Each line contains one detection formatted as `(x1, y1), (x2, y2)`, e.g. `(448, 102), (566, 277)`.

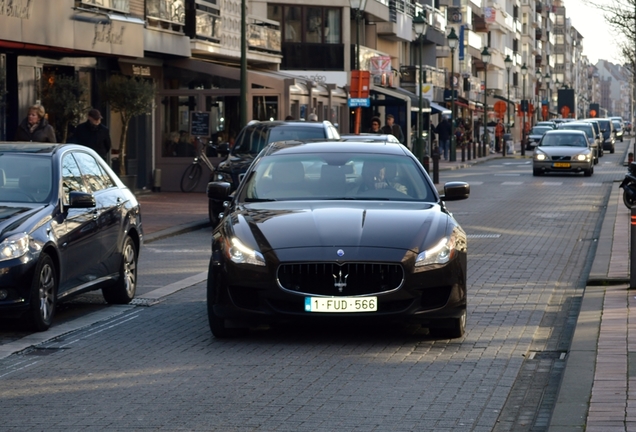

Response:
(180, 137), (217, 192)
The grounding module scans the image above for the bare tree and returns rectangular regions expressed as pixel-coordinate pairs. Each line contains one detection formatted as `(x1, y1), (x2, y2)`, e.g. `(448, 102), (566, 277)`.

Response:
(584, 0), (636, 68)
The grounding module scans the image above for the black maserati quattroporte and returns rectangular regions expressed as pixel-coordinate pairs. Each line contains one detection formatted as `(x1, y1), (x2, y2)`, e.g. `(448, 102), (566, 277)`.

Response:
(206, 140), (469, 339)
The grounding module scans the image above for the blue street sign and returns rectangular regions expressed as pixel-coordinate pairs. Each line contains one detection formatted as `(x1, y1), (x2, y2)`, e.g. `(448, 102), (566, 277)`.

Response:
(348, 98), (370, 107)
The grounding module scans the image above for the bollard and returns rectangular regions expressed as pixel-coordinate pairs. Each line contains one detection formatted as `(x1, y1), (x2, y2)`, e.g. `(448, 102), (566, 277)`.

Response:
(630, 152), (634, 165)
(422, 155), (430, 174)
(632, 206), (636, 289)
(153, 169), (162, 192)
(432, 147), (440, 184)
(461, 145), (466, 162)
(467, 140), (472, 161)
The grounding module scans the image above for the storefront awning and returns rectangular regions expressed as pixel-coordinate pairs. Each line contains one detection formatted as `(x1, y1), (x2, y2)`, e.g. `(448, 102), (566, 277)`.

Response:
(371, 85), (412, 104)
(430, 101), (451, 115)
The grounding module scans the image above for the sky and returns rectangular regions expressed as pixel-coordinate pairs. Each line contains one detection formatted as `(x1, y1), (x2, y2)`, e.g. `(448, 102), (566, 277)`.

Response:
(565, 0), (624, 65)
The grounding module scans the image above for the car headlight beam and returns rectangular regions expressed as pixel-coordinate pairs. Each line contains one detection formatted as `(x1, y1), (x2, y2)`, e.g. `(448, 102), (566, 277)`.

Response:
(227, 237), (265, 266)
(0, 233), (30, 262)
(415, 236), (456, 268)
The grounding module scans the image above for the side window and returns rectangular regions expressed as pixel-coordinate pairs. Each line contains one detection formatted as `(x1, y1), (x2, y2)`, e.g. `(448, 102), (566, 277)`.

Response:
(73, 152), (112, 193)
(62, 155), (89, 205)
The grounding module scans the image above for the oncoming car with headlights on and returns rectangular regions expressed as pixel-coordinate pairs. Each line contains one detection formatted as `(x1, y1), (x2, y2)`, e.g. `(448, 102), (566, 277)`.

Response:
(532, 129), (594, 176)
(206, 140), (470, 339)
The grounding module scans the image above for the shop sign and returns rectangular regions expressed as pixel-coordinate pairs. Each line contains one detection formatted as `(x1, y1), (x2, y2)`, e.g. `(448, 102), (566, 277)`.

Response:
(132, 65), (151, 77)
(0, 0), (32, 19)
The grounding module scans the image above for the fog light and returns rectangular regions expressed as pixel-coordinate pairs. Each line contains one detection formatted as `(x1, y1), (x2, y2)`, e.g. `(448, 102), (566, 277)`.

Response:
(0, 289), (8, 300)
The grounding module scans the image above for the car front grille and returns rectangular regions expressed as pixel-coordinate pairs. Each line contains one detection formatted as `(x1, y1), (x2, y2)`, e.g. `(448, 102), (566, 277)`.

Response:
(277, 262), (404, 296)
(550, 156), (571, 161)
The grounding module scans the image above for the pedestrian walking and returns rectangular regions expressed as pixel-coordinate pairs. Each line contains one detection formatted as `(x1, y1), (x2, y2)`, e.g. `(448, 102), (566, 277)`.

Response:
(368, 116), (382, 133)
(69, 108), (111, 161)
(15, 104), (56, 143)
(434, 116), (452, 160)
(495, 118), (504, 152)
(381, 114), (404, 143)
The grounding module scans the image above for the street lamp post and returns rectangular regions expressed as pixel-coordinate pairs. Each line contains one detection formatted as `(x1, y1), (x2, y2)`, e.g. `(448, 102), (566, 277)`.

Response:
(413, 13), (428, 164)
(537, 71), (543, 123)
(521, 63), (527, 156)
(350, 0), (368, 134)
(544, 73), (551, 121)
(504, 55), (512, 157)
(448, 28), (458, 162)
(480, 47), (491, 158)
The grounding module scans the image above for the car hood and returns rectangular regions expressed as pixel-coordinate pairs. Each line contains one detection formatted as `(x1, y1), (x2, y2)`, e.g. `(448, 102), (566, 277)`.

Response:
(227, 201), (450, 254)
(0, 204), (46, 237)
(536, 146), (589, 156)
(218, 153), (256, 173)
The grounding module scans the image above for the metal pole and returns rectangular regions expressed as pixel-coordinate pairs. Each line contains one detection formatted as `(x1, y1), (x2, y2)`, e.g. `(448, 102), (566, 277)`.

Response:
(505, 67), (510, 157)
(450, 46), (456, 161)
(631, 206), (636, 288)
(417, 37), (423, 162)
(482, 64), (488, 158)
(522, 75), (526, 156)
(353, 11), (361, 134)
(240, 0), (247, 128)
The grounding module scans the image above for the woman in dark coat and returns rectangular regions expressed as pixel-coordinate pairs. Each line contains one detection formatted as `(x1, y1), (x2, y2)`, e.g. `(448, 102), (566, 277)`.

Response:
(15, 104), (56, 143)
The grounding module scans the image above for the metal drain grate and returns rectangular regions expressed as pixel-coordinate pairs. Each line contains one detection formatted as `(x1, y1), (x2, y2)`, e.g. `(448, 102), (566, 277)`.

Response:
(526, 351), (567, 360)
(467, 234), (501, 239)
(130, 298), (162, 307)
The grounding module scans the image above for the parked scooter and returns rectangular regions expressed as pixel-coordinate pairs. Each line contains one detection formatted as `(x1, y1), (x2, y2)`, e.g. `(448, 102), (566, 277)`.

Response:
(620, 162), (636, 208)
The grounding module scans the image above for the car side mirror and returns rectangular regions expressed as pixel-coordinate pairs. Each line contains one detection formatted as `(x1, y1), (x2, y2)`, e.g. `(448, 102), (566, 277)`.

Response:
(217, 143), (230, 156)
(68, 191), (96, 208)
(440, 181), (470, 201)
(207, 181), (232, 200)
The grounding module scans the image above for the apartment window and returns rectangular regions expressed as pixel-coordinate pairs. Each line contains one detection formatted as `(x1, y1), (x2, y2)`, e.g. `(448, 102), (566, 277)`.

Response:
(147, 0), (186, 25)
(268, 5), (341, 44)
(80, 0), (129, 13)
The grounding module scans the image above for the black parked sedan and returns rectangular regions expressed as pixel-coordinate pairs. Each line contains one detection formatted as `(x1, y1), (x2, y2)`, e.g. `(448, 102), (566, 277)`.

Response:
(206, 140), (470, 339)
(0, 143), (142, 331)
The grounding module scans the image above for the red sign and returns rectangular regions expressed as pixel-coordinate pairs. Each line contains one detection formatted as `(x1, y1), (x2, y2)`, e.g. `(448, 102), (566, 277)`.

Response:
(561, 106), (570, 118)
(350, 71), (370, 98)
(590, 109), (597, 117)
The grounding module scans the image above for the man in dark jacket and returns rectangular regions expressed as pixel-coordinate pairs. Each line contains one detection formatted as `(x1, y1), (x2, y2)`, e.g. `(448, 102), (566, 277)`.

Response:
(70, 109), (111, 161)
(434, 116), (452, 160)
(381, 114), (404, 143)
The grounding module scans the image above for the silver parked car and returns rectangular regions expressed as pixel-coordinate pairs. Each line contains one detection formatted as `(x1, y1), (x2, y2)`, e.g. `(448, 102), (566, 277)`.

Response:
(532, 130), (594, 177)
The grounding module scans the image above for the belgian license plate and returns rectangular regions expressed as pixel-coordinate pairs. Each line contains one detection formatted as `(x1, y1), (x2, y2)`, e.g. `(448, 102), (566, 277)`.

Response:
(305, 297), (377, 313)
(553, 162), (570, 168)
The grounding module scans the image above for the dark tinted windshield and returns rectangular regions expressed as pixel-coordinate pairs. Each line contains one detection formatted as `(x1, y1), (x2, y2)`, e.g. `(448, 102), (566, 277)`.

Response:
(232, 124), (328, 155)
(0, 154), (53, 203)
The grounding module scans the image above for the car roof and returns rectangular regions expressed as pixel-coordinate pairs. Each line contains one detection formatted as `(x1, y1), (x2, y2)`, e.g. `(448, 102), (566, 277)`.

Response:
(247, 120), (334, 129)
(261, 139), (409, 157)
(543, 129), (587, 135)
(559, 122), (593, 127)
(0, 142), (59, 154)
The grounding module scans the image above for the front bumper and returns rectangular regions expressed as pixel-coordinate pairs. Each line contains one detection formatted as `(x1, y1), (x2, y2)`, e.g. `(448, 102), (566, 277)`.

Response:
(533, 160), (592, 174)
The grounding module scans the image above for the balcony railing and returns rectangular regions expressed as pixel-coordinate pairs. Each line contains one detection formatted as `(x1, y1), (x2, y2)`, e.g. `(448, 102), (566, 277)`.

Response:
(248, 19), (281, 53)
(80, 0), (129, 13)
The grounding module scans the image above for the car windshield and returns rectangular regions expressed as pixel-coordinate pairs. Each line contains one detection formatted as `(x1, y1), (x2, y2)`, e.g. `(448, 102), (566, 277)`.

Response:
(232, 125), (327, 155)
(539, 133), (588, 147)
(559, 124), (593, 138)
(530, 127), (552, 135)
(240, 153), (435, 202)
(0, 154), (53, 203)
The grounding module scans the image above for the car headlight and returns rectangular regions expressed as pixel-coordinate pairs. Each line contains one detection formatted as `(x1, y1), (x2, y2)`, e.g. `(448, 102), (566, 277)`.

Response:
(0, 233), (29, 262)
(226, 237), (265, 266)
(534, 152), (547, 161)
(415, 235), (456, 269)
(574, 154), (589, 161)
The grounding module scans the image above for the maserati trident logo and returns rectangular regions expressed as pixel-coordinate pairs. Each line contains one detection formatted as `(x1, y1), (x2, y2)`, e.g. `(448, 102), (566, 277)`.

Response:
(333, 269), (348, 293)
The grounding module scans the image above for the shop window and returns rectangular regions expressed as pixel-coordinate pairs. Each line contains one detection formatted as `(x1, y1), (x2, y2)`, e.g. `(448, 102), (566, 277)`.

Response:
(253, 96), (278, 121)
(269, 5), (340, 44)
(161, 95), (197, 157)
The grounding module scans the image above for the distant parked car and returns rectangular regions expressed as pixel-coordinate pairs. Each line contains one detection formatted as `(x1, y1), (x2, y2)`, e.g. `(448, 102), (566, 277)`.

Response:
(0, 143), (142, 331)
(208, 120), (341, 226)
(532, 130), (594, 177)
(526, 126), (554, 150)
(595, 118), (616, 153)
(580, 119), (604, 157)
(612, 119), (624, 142)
